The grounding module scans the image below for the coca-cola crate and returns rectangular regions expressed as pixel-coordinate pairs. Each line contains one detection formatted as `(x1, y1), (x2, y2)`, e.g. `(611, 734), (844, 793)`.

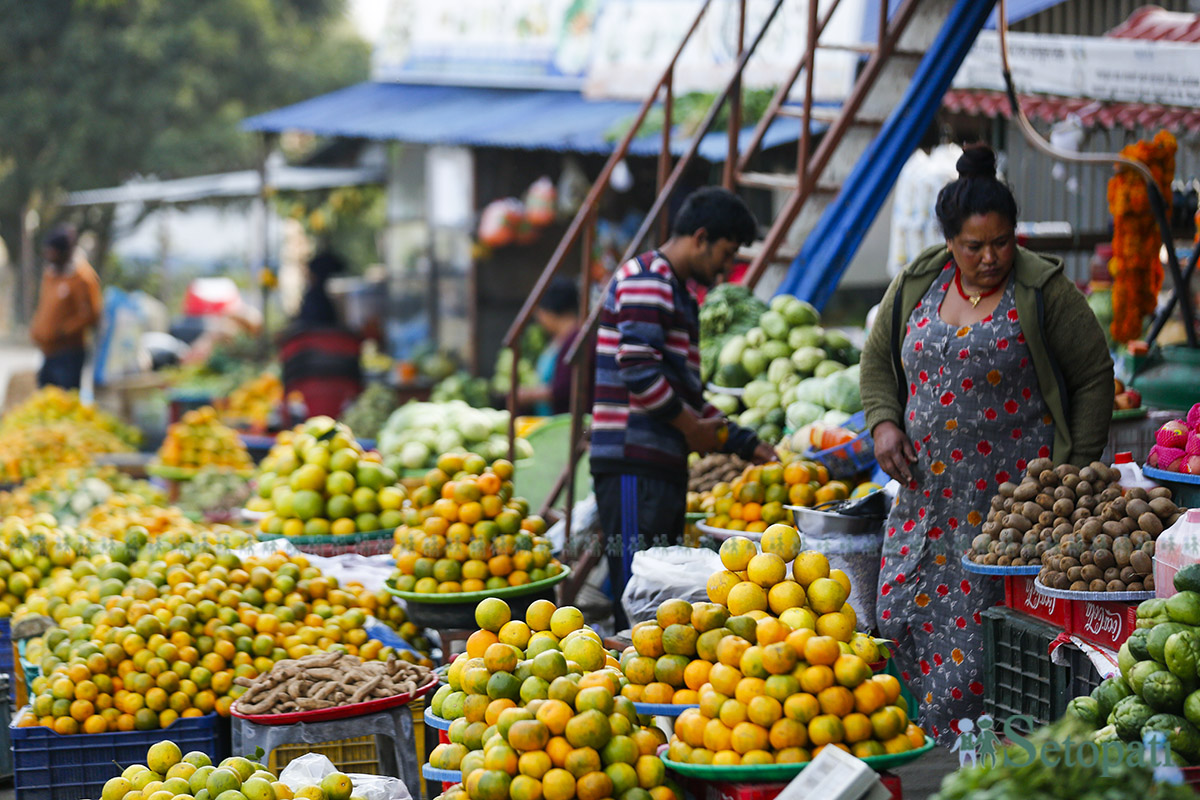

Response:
(1004, 574), (1070, 628)
(982, 606), (1071, 727)
(1067, 599), (1138, 650)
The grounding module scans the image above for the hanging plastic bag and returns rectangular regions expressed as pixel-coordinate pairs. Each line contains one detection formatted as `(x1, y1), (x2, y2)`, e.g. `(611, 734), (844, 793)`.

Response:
(525, 176), (558, 227)
(279, 754), (411, 800)
(621, 546), (724, 625)
(477, 198), (524, 248)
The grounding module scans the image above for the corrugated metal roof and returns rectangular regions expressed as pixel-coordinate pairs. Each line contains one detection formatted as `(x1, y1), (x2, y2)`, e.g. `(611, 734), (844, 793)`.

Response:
(1108, 6), (1200, 42)
(242, 82), (814, 161)
(64, 164), (385, 206)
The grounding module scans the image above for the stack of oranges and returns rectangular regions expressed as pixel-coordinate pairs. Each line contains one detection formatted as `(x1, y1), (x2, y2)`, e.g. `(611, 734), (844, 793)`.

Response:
(429, 597), (682, 800)
(247, 417), (406, 537)
(390, 456), (561, 594)
(700, 457), (874, 533)
(619, 526), (880, 706)
(156, 407), (253, 471)
(18, 547), (428, 735)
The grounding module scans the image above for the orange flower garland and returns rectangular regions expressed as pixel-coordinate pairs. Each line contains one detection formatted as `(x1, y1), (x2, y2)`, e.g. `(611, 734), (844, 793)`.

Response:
(1108, 130), (1176, 343)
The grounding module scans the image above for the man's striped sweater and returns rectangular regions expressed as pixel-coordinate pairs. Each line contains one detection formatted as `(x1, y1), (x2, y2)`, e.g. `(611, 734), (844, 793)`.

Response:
(589, 250), (759, 483)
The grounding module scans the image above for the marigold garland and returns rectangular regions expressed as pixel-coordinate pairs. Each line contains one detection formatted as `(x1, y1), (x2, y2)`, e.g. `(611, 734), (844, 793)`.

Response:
(1108, 130), (1176, 343)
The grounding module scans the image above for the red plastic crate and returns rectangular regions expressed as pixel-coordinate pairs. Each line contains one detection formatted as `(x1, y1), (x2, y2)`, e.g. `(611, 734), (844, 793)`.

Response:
(1004, 575), (1070, 628)
(1067, 599), (1138, 650)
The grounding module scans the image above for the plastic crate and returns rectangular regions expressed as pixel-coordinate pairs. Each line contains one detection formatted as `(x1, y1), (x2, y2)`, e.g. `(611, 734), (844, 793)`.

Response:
(11, 708), (220, 800)
(1003, 574), (1070, 628)
(0, 616), (13, 676)
(0, 675), (13, 780)
(803, 411), (876, 480)
(1064, 642), (1104, 700)
(266, 699), (427, 787)
(982, 606), (1071, 727)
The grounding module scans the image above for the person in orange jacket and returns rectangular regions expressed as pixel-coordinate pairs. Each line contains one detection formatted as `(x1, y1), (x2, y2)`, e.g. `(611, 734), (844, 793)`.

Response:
(29, 226), (102, 390)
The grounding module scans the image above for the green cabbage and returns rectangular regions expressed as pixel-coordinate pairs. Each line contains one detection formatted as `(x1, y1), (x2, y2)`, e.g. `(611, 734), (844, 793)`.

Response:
(822, 372), (862, 413)
(791, 346), (827, 374)
(814, 360), (847, 379)
(786, 401), (824, 431)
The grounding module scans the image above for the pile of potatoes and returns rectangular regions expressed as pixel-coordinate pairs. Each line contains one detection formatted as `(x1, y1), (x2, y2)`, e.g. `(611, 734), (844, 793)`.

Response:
(968, 458), (1182, 592)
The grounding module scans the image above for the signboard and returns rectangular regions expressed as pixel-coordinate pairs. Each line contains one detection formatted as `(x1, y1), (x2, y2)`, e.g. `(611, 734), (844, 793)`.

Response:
(372, 0), (864, 102)
(373, 0), (600, 87)
(954, 31), (1200, 108)
(583, 0), (862, 101)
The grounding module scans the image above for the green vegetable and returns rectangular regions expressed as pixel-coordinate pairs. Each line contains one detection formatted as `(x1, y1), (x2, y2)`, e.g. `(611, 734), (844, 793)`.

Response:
(718, 335), (748, 369)
(788, 326), (823, 350)
(757, 423), (783, 444)
(760, 310), (788, 341)
(1138, 598), (1167, 620)
(1149, 624), (1189, 664)
(1167, 592), (1200, 625)
(1091, 676), (1131, 721)
(1065, 696), (1101, 727)
(1127, 627), (1152, 663)
(1145, 713), (1200, 761)
(1176, 564), (1200, 594)
(745, 327), (766, 348)
(1129, 660), (1168, 696)
(814, 359), (847, 379)
(714, 363), (750, 388)
(1184, 689), (1200, 729)
(761, 339), (791, 362)
(1112, 695), (1155, 740)
(782, 298), (819, 327)
(790, 346), (826, 374)
(786, 401), (823, 431)
(754, 391), (780, 413)
(1118, 641), (1137, 678)
(822, 328), (852, 351)
(822, 371), (862, 414)
(741, 348), (767, 379)
(1165, 631), (1200, 681)
(794, 377), (826, 405)
(743, 379), (774, 409)
(707, 393), (740, 415)
(767, 358), (795, 385)
(1143, 670), (1185, 713)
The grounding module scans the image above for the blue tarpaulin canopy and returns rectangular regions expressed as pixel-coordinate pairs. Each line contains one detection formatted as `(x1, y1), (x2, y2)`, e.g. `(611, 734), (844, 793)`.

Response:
(242, 82), (816, 162)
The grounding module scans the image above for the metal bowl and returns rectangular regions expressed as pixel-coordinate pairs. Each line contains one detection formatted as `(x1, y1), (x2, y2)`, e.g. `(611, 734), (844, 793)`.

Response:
(786, 501), (885, 537)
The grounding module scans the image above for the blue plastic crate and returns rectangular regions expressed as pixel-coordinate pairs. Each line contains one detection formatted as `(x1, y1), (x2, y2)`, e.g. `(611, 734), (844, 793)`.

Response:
(0, 616), (13, 675)
(12, 709), (220, 800)
(804, 411), (876, 479)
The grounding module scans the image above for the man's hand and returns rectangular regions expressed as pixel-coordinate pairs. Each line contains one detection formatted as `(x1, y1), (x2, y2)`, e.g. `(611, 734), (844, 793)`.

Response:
(671, 410), (724, 454)
(750, 441), (777, 464)
(873, 420), (917, 484)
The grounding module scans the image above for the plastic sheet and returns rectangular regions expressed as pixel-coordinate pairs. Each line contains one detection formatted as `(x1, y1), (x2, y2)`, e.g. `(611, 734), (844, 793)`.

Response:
(234, 541), (396, 593)
(280, 754), (411, 800)
(621, 546), (724, 625)
(231, 703), (420, 797)
(802, 530), (883, 633)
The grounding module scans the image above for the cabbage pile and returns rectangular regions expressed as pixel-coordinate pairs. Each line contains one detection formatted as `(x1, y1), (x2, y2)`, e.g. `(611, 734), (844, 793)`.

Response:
(706, 294), (862, 445)
(377, 401), (533, 471)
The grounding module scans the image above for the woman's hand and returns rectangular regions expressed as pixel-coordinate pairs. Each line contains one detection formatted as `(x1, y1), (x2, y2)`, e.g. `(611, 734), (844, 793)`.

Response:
(873, 421), (917, 484)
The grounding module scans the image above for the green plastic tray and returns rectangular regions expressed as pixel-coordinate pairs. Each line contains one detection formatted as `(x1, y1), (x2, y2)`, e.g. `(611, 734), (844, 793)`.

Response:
(386, 566), (571, 604)
(661, 736), (934, 779)
(1112, 407), (1148, 421)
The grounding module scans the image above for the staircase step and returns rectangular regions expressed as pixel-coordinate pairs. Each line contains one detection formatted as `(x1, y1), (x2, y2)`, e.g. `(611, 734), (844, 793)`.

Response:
(818, 42), (925, 59)
(777, 106), (887, 126)
(736, 171), (841, 194)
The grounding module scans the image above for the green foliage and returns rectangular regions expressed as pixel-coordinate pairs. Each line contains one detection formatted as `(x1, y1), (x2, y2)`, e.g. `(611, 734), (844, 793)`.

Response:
(605, 89), (778, 143)
(273, 185), (385, 273)
(0, 0), (370, 271)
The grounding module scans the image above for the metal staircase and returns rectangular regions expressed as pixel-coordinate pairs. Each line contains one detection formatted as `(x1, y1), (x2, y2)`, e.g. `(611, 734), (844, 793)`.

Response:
(503, 0), (999, 604)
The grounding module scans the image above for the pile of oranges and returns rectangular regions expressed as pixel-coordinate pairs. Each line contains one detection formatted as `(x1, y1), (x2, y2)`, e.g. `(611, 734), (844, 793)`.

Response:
(699, 457), (872, 533)
(430, 597), (681, 800)
(18, 546), (428, 735)
(622, 532), (926, 766)
(247, 417), (405, 537)
(0, 386), (140, 446)
(219, 371), (286, 431)
(390, 456), (561, 594)
(157, 407), (253, 471)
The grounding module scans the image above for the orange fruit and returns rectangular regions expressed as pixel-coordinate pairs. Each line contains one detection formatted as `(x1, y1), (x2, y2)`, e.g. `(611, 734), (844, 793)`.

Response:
(807, 714), (845, 747)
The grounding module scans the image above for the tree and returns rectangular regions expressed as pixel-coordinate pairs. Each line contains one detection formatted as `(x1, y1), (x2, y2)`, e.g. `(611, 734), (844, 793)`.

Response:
(0, 0), (370, 316)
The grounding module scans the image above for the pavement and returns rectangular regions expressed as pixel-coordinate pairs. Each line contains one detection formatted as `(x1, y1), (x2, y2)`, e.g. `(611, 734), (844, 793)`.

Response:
(892, 744), (958, 798)
(0, 341), (41, 408)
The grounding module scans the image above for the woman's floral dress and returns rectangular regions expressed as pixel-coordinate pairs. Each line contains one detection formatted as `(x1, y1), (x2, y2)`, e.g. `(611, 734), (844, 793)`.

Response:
(877, 263), (1054, 744)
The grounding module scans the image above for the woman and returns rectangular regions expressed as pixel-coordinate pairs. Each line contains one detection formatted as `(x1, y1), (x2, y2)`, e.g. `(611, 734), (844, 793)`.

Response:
(519, 277), (588, 415)
(859, 145), (1113, 743)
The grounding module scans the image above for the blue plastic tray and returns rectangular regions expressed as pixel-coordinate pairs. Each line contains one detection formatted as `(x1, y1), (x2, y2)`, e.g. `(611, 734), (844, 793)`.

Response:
(11, 709), (222, 800)
(632, 703), (698, 717)
(960, 555), (1041, 575)
(423, 765), (462, 783)
(425, 707), (452, 731)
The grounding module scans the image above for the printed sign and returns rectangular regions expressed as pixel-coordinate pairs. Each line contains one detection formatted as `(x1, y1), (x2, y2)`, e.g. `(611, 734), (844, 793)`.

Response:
(1005, 575), (1068, 628)
(1070, 600), (1137, 650)
(954, 31), (1200, 108)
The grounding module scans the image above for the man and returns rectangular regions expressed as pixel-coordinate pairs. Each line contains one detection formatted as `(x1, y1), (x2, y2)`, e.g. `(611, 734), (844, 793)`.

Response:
(29, 226), (102, 390)
(590, 187), (776, 628)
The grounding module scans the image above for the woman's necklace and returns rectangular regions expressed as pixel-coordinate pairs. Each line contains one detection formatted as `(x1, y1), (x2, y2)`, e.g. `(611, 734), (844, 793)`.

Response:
(954, 267), (1005, 308)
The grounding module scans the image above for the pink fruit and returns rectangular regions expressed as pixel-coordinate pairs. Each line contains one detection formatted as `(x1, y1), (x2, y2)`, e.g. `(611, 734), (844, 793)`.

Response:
(1158, 420), (1189, 448)
(1185, 454), (1200, 474)
(1153, 445), (1186, 472)
(1189, 404), (1200, 429)
(1187, 433), (1200, 457)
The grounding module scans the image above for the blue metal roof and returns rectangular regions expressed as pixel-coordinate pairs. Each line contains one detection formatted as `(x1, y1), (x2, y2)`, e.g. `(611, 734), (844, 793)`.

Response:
(984, 0), (1070, 29)
(242, 82), (814, 162)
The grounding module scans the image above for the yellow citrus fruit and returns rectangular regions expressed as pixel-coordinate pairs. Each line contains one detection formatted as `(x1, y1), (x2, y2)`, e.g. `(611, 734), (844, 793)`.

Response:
(747, 553), (787, 588)
(719, 538), (757, 572)
(767, 581), (806, 615)
(760, 524), (801, 561)
(707, 571), (742, 605)
(791, 551), (830, 587)
(726, 582), (768, 616)
(806, 578), (848, 615)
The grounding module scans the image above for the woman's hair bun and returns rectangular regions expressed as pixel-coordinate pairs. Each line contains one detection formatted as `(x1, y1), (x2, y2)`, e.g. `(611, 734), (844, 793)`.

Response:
(956, 144), (997, 180)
